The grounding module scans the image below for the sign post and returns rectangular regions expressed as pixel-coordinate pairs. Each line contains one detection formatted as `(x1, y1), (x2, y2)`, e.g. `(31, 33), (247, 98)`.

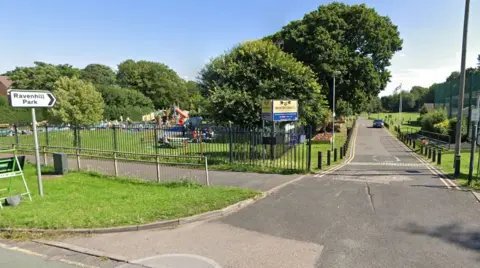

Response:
(468, 97), (480, 185)
(8, 89), (56, 197)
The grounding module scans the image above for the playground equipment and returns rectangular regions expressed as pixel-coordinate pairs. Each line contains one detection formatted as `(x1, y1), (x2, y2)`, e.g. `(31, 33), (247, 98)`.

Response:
(0, 149), (31, 209)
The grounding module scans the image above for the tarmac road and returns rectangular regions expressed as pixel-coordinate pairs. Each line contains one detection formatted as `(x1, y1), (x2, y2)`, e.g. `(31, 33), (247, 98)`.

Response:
(56, 118), (480, 268)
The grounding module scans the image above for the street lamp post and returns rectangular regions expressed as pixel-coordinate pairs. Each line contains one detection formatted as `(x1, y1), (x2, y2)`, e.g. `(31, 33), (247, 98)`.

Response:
(332, 71), (341, 151)
(454, 0), (471, 177)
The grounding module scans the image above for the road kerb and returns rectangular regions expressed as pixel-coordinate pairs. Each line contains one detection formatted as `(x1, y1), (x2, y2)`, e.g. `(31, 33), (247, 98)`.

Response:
(33, 239), (129, 263)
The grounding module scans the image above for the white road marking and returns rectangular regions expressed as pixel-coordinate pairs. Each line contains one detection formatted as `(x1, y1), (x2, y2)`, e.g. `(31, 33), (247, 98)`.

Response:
(0, 242), (100, 268)
(313, 123), (358, 177)
(349, 162), (425, 167)
(383, 128), (461, 190)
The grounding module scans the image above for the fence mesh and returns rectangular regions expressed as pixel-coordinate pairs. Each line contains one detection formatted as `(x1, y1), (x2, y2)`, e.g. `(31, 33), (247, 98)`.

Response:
(434, 73), (480, 118)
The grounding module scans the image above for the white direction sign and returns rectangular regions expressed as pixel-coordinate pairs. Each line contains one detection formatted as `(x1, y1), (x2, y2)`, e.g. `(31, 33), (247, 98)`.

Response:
(471, 108), (479, 122)
(8, 89), (56, 108)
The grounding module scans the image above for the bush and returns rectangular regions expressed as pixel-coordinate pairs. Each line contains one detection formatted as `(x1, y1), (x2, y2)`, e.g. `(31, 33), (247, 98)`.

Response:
(448, 117), (468, 142)
(420, 109), (447, 132)
(433, 120), (449, 135)
(419, 106), (428, 115)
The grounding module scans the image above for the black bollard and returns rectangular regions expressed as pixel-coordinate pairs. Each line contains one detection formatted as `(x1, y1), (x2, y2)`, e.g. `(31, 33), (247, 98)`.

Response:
(327, 150), (331, 166)
(420, 145), (424, 155)
(340, 147), (343, 159)
(432, 148), (436, 162)
(413, 140), (416, 149)
(334, 148), (338, 162)
(428, 147), (431, 159)
(317, 152), (322, 169)
(437, 150), (442, 165)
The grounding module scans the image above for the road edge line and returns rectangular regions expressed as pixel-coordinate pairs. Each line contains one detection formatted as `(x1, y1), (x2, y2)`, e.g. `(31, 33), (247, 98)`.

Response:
(384, 128), (461, 190)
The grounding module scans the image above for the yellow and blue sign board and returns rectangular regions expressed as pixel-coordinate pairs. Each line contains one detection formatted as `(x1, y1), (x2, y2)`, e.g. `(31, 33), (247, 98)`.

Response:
(261, 99), (298, 122)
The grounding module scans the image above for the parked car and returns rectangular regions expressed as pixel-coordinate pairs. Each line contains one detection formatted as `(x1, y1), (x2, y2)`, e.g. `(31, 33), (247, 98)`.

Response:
(373, 119), (384, 128)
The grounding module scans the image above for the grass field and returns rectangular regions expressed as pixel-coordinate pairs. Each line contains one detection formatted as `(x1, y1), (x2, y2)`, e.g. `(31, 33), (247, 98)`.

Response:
(0, 164), (259, 229)
(369, 112), (421, 133)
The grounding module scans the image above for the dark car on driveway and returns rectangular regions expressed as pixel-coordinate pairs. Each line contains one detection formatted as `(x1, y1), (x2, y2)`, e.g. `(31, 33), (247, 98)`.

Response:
(373, 119), (384, 128)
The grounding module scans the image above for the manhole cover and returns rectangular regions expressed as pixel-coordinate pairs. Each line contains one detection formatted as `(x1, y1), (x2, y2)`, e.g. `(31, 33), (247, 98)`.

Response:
(116, 254), (223, 268)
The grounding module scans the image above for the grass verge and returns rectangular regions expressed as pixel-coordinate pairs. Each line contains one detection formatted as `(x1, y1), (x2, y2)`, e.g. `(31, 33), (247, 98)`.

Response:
(0, 164), (259, 229)
(392, 130), (480, 190)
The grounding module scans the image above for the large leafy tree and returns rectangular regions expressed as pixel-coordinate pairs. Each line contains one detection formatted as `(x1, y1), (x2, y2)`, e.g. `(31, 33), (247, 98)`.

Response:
(48, 77), (104, 125)
(80, 64), (116, 85)
(266, 3), (402, 113)
(199, 40), (326, 126)
(96, 85), (154, 121)
(4, 62), (80, 91)
(116, 60), (189, 109)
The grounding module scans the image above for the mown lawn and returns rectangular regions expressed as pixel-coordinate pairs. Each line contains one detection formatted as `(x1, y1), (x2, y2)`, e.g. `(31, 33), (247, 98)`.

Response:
(397, 135), (480, 190)
(0, 164), (259, 229)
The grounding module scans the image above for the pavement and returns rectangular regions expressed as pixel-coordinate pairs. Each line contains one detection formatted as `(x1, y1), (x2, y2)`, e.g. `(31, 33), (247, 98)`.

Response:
(0, 245), (80, 268)
(2, 118), (480, 267)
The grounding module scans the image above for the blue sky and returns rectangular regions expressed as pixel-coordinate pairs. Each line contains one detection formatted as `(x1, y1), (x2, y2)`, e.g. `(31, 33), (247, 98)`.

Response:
(0, 0), (479, 96)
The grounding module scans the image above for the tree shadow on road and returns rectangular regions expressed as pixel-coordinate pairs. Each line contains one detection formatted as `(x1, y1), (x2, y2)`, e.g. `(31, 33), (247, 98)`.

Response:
(399, 222), (480, 253)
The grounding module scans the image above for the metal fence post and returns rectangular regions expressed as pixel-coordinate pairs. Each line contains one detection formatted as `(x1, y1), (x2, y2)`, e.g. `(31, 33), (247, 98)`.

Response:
(156, 155), (161, 183)
(113, 125), (118, 151)
(77, 126), (82, 151)
(43, 146), (48, 166)
(45, 124), (50, 146)
(76, 148), (81, 170)
(113, 152), (118, 177)
(327, 150), (331, 166)
(229, 125), (233, 164)
(13, 124), (19, 147)
(318, 152), (322, 169)
(205, 156), (210, 186)
(307, 126), (312, 171)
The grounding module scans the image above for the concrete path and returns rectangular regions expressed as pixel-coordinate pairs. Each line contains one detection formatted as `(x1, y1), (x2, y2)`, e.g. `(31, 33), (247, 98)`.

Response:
(5, 118), (480, 267)
(0, 246), (77, 268)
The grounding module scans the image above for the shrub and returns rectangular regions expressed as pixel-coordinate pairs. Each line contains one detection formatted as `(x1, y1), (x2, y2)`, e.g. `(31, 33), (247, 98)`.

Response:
(420, 109), (447, 132)
(433, 120), (449, 135)
(448, 117), (468, 142)
(419, 106), (428, 115)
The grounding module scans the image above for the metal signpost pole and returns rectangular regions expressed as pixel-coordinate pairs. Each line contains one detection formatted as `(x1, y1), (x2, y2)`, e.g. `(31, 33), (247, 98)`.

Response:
(468, 96), (479, 184)
(332, 75), (335, 151)
(31, 108), (43, 196)
(8, 89), (56, 197)
(454, 0), (471, 177)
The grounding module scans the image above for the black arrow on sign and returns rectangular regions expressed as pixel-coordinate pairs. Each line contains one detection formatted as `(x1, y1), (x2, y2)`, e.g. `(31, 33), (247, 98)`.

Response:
(47, 93), (56, 106)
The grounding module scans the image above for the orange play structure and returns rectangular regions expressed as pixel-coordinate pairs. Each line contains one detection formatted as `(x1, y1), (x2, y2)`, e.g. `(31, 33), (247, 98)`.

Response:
(175, 107), (188, 119)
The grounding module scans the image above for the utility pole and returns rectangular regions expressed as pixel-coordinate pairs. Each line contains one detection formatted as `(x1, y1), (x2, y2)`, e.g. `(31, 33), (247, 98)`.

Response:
(454, 0), (471, 177)
(394, 84), (402, 125)
(332, 71), (340, 151)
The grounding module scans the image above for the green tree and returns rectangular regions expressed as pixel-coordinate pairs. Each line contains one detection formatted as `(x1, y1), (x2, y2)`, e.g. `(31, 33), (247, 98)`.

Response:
(335, 99), (353, 117)
(199, 40), (326, 126)
(5, 62), (80, 91)
(96, 85), (154, 121)
(266, 2), (402, 113)
(80, 64), (116, 85)
(48, 77), (104, 125)
(185, 80), (207, 112)
(117, 60), (189, 109)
